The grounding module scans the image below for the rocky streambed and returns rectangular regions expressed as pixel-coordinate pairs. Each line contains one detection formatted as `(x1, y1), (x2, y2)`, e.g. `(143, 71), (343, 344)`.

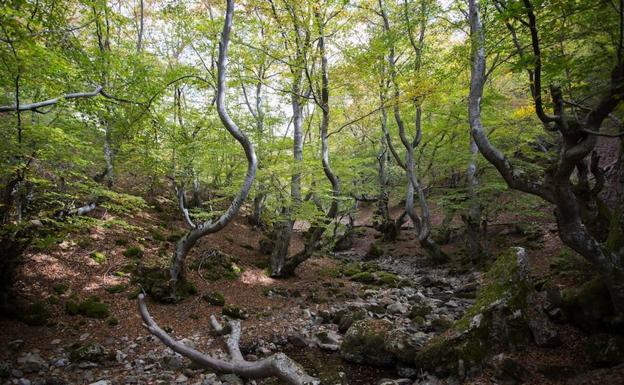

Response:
(0, 252), (501, 385)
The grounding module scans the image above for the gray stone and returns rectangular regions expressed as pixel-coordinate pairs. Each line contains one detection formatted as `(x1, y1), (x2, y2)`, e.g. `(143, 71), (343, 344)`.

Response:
(161, 354), (184, 370)
(89, 381), (111, 385)
(219, 374), (244, 385)
(387, 302), (408, 314)
(17, 352), (47, 372)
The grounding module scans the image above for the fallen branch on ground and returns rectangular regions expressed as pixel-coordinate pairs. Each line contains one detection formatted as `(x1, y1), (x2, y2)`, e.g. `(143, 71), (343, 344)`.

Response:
(137, 294), (319, 385)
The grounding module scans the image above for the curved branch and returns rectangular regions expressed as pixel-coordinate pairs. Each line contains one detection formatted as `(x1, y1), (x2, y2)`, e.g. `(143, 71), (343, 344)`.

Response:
(170, 0), (258, 283)
(138, 294), (318, 385)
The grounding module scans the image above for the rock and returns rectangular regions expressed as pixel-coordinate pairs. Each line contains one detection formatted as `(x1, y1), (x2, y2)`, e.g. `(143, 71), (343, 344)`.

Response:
(222, 305), (249, 320)
(562, 278), (618, 333)
(65, 296), (110, 319)
(408, 303), (432, 319)
(50, 339), (61, 345)
(412, 248), (534, 378)
(584, 334), (624, 367)
(288, 334), (313, 348)
(70, 343), (110, 363)
(219, 374), (244, 385)
(175, 374), (188, 383)
(387, 302), (408, 314)
(340, 319), (395, 367)
(17, 352), (47, 372)
(202, 291), (225, 306)
(89, 381), (111, 385)
(527, 297), (561, 347)
(413, 373), (440, 385)
(430, 318), (453, 333)
(490, 353), (530, 384)
(17, 378), (31, 385)
(162, 354), (184, 370)
(333, 308), (366, 333)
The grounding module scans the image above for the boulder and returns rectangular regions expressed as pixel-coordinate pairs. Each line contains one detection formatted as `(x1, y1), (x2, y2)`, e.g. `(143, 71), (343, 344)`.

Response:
(70, 343), (110, 363)
(340, 319), (395, 367)
(412, 248), (533, 378)
(562, 277), (619, 333)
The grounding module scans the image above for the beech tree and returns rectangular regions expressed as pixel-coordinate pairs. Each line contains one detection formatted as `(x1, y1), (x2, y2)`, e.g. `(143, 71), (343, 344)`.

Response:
(468, 0), (624, 315)
(169, 0), (257, 286)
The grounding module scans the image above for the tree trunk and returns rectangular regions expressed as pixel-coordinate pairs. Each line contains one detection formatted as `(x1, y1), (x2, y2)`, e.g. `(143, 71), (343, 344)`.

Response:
(270, 51), (305, 277)
(464, 138), (485, 263)
(170, 0), (257, 285)
(468, 0), (624, 315)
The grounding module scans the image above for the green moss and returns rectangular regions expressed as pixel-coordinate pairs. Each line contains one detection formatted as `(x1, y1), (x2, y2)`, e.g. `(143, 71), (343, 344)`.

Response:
(123, 246), (144, 259)
(47, 295), (60, 305)
(52, 283), (69, 295)
(377, 271), (400, 286)
(342, 263), (363, 277)
(65, 296), (109, 319)
(107, 317), (119, 326)
(222, 305), (249, 319)
(202, 290), (225, 306)
(190, 250), (242, 281)
(105, 284), (127, 294)
(413, 248), (533, 376)
(367, 242), (383, 258)
(351, 272), (375, 283)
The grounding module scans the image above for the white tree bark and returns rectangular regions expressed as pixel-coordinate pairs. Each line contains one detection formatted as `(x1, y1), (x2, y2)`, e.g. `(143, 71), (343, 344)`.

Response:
(170, 0), (258, 284)
(138, 294), (319, 385)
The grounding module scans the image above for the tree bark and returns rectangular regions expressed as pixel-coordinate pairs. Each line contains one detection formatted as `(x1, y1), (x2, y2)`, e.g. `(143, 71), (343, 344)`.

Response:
(170, 0), (258, 285)
(379, 0), (446, 263)
(468, 0), (624, 315)
(463, 137), (485, 264)
(138, 294), (319, 385)
(269, 2), (307, 277)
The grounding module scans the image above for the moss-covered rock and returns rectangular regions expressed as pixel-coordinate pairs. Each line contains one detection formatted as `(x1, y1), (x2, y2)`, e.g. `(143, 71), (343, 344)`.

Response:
(340, 319), (395, 367)
(222, 304), (249, 320)
(413, 247), (533, 378)
(131, 265), (197, 303)
(190, 249), (242, 281)
(562, 277), (617, 333)
(202, 290), (225, 306)
(65, 296), (110, 319)
(70, 342), (110, 363)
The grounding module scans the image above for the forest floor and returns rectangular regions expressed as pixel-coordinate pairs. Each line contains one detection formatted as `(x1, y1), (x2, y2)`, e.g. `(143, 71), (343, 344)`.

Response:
(1, 193), (624, 385)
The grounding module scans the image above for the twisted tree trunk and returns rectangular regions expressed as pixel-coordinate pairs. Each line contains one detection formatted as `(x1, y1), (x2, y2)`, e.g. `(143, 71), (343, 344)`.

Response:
(379, 0), (446, 263)
(170, 0), (257, 285)
(468, 0), (624, 315)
